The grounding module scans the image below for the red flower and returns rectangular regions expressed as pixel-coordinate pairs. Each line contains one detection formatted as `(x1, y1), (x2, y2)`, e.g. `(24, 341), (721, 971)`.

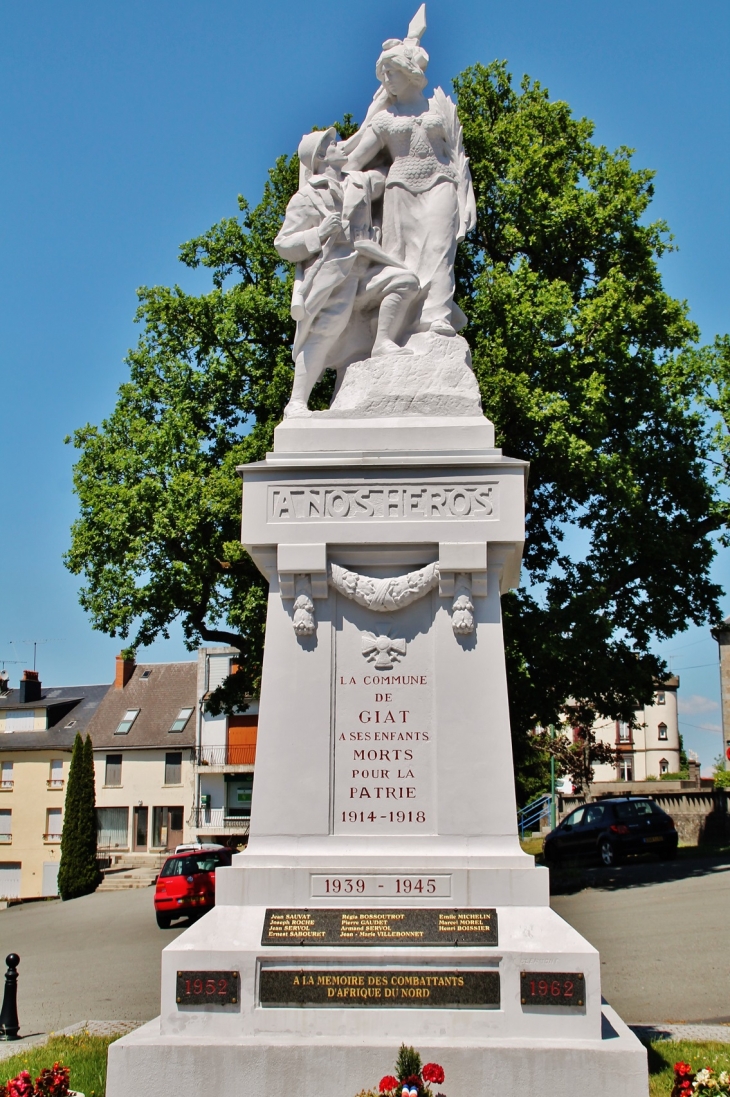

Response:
(675, 1064), (693, 1077)
(380, 1078), (399, 1094)
(423, 1065), (445, 1086)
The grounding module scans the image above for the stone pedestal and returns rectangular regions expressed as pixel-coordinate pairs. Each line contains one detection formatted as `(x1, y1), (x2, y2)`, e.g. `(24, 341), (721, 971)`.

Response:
(107, 414), (647, 1097)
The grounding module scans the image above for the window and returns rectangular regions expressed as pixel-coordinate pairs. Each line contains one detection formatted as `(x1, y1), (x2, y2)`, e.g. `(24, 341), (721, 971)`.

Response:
(617, 722), (631, 742)
(562, 807), (585, 828)
(140, 669), (152, 680)
(96, 806), (129, 849)
(105, 754), (122, 787)
(0, 762), (12, 789)
(45, 808), (62, 840)
(0, 809), (11, 842)
(159, 850), (231, 877)
(48, 759), (63, 788)
(619, 756), (634, 781)
(656, 691), (666, 705)
(658, 723), (668, 741)
(64, 720), (76, 729)
(584, 804), (607, 826)
(169, 707), (193, 733)
(226, 774), (254, 816)
(660, 758), (670, 775)
(115, 709), (139, 735)
(164, 752), (182, 785)
(614, 799), (662, 820)
(4, 712), (34, 733)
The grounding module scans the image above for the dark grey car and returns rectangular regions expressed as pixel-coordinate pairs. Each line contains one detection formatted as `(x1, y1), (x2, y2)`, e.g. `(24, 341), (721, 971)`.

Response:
(543, 796), (678, 867)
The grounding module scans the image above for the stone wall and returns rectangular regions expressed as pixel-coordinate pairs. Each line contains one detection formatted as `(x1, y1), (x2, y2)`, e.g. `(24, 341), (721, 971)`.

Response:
(556, 789), (730, 846)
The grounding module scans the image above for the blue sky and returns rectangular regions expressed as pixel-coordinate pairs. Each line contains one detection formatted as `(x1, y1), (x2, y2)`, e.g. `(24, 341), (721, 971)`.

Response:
(0, 1), (728, 770)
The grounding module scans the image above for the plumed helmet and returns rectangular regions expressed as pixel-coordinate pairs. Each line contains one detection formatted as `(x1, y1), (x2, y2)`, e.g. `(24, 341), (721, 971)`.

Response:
(375, 4), (429, 91)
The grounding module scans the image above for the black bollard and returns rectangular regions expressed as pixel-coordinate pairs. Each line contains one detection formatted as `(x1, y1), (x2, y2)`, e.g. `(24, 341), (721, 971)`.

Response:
(0, 954), (20, 1040)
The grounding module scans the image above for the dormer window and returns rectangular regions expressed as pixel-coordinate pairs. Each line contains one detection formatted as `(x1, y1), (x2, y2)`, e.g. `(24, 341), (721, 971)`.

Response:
(169, 708), (193, 733)
(141, 670), (152, 680)
(115, 709), (140, 735)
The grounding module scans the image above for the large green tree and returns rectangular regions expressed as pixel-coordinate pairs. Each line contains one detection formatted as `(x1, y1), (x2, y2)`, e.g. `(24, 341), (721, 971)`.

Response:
(65, 67), (725, 802)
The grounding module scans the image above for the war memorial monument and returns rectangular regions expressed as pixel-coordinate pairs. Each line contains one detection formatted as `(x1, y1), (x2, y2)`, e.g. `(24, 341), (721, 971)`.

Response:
(107, 9), (648, 1095)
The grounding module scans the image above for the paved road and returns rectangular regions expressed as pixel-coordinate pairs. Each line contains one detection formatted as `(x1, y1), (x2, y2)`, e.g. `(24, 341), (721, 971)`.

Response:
(552, 856), (730, 1024)
(2, 855), (729, 1033)
(0, 889), (187, 1036)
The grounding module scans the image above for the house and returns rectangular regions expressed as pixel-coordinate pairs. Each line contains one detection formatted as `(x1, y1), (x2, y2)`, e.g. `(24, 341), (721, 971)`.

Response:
(87, 655), (197, 857)
(190, 647), (256, 848)
(589, 676), (682, 784)
(0, 669), (108, 899)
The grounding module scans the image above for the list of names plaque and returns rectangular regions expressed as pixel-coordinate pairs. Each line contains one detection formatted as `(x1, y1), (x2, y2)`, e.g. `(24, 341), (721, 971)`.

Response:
(262, 908), (498, 947)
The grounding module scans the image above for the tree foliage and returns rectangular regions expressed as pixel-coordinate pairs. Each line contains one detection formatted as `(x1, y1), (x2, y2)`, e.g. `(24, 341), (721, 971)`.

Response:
(454, 63), (722, 800)
(58, 733), (101, 901)
(66, 69), (725, 798)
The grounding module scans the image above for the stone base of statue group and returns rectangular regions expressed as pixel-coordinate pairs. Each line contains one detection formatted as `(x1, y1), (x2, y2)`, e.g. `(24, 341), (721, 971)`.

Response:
(107, 411), (647, 1097)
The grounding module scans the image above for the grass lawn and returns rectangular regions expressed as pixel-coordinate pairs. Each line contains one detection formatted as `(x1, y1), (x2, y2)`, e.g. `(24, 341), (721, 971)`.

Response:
(647, 1041), (730, 1096)
(0, 1033), (119, 1097)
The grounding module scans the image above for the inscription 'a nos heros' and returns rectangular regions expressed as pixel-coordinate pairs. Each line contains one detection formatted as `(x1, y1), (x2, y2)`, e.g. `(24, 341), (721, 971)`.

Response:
(269, 483), (495, 521)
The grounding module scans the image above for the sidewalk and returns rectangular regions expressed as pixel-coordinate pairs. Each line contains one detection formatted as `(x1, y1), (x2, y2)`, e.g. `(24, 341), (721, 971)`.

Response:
(631, 1023), (730, 1044)
(0, 1020), (140, 1061)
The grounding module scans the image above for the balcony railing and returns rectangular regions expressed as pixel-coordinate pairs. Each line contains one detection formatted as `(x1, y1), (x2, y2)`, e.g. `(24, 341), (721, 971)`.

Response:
(0, 834), (12, 844)
(0, 782), (13, 791)
(47, 779), (64, 789)
(188, 808), (251, 833)
(194, 745), (256, 767)
(43, 833), (62, 843)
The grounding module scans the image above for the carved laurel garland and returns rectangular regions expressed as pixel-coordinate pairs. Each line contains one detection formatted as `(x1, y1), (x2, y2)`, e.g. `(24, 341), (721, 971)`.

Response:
(329, 562), (440, 612)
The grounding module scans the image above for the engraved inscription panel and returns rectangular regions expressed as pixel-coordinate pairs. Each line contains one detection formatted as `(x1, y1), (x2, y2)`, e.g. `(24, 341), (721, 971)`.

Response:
(310, 874), (452, 898)
(176, 970), (240, 1007)
(259, 966), (500, 1008)
(520, 971), (586, 1007)
(268, 482), (497, 522)
(261, 908), (498, 947)
(334, 595), (435, 835)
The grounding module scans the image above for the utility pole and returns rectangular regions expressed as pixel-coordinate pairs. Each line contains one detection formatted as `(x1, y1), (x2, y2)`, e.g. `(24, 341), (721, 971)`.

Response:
(549, 723), (557, 830)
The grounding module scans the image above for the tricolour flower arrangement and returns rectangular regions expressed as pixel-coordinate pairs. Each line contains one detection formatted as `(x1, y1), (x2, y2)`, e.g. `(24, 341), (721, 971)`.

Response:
(355, 1044), (446, 1097)
(0, 1064), (70, 1097)
(672, 1061), (730, 1096)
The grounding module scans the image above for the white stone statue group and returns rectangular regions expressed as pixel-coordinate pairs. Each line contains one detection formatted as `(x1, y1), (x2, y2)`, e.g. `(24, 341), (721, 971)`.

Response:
(274, 5), (477, 419)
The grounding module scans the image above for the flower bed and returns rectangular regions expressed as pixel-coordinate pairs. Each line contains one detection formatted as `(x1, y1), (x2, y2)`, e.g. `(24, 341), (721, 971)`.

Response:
(355, 1045), (446, 1097)
(672, 1061), (730, 1096)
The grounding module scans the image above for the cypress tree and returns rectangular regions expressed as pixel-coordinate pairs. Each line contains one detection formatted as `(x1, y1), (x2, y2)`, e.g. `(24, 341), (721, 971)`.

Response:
(58, 732), (101, 900)
(58, 733), (83, 900)
(77, 734), (101, 894)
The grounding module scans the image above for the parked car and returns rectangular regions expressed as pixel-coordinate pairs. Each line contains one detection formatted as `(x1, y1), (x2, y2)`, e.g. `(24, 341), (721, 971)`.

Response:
(542, 796), (678, 867)
(154, 845), (232, 928)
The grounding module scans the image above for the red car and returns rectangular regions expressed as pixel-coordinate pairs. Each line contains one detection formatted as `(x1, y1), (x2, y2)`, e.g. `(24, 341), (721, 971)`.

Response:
(154, 846), (232, 928)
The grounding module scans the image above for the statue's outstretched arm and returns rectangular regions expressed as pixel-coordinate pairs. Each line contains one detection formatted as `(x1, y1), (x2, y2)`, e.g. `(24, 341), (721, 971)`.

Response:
(345, 126), (384, 172)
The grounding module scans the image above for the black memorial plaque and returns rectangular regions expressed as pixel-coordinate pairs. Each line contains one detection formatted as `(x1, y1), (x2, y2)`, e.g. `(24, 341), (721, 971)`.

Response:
(261, 908), (498, 947)
(260, 967), (500, 1008)
(520, 971), (585, 1007)
(176, 970), (240, 1007)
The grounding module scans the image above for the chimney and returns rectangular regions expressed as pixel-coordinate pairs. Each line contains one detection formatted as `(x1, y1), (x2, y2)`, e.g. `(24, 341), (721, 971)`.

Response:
(19, 669), (42, 704)
(115, 653), (135, 689)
